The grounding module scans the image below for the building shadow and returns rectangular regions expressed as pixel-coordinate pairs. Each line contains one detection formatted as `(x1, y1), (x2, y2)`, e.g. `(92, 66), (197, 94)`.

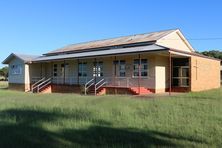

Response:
(0, 109), (206, 148)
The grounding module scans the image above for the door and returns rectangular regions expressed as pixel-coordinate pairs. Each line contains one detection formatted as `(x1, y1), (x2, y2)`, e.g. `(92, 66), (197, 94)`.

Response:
(93, 61), (103, 79)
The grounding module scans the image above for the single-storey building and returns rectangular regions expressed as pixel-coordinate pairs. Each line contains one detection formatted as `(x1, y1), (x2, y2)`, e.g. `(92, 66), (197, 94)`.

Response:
(2, 29), (221, 95)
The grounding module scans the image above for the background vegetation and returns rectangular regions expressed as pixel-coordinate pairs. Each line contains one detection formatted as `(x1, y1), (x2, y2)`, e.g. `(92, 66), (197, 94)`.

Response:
(198, 50), (222, 63)
(0, 66), (8, 81)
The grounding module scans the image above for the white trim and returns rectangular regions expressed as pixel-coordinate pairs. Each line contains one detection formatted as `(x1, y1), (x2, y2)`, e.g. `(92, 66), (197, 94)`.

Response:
(169, 51), (191, 57)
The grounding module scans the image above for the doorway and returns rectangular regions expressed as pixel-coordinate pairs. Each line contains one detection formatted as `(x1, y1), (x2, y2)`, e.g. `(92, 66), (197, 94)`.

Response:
(93, 61), (103, 79)
(172, 58), (190, 88)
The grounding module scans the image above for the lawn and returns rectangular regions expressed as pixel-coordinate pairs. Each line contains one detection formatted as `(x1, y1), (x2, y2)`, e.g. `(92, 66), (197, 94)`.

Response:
(0, 87), (221, 147)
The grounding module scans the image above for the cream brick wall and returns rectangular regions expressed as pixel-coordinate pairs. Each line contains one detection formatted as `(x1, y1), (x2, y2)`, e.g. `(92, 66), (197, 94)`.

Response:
(191, 56), (220, 91)
(156, 31), (192, 52)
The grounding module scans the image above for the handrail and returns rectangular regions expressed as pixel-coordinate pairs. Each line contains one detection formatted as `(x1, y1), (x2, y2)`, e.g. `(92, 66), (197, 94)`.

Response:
(86, 81), (94, 90)
(94, 79), (107, 95)
(84, 78), (95, 95)
(33, 77), (45, 86)
(95, 79), (104, 87)
(36, 78), (52, 93)
(38, 80), (51, 91)
(85, 78), (94, 86)
(32, 77), (45, 92)
(96, 82), (107, 91)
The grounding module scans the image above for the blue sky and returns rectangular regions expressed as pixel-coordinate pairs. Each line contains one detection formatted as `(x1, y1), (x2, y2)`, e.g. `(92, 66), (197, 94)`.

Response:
(0, 0), (222, 67)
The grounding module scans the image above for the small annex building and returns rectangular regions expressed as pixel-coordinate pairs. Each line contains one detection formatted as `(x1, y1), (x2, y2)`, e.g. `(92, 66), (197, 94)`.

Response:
(2, 29), (221, 95)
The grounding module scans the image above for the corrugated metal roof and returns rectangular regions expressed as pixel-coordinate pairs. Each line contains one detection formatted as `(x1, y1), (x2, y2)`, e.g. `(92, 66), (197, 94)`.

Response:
(2, 53), (39, 64)
(46, 29), (176, 55)
(33, 44), (167, 62)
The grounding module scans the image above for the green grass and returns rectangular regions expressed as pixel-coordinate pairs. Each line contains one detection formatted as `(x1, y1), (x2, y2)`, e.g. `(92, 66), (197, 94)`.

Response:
(0, 88), (221, 147)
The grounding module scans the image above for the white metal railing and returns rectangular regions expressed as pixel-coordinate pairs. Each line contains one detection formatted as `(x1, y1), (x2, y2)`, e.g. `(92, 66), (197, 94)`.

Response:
(31, 77), (45, 92)
(33, 76), (148, 89)
(32, 78), (52, 93)
(84, 78), (95, 95)
(38, 78), (52, 92)
(95, 79), (107, 95)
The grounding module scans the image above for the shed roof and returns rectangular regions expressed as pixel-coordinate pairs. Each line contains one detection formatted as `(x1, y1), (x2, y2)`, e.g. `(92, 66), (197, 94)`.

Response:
(2, 53), (39, 64)
(46, 29), (177, 55)
(33, 44), (167, 62)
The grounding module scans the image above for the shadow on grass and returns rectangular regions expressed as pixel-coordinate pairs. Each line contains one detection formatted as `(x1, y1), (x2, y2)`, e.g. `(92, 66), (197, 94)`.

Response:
(0, 109), (205, 148)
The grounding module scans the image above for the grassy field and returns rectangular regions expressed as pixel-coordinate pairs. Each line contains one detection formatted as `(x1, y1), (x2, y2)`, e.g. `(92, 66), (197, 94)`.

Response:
(0, 87), (221, 147)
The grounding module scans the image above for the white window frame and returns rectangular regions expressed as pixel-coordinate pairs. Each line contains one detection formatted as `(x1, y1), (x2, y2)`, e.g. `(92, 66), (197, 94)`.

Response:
(113, 60), (126, 77)
(93, 61), (103, 77)
(11, 64), (22, 75)
(172, 66), (189, 87)
(133, 59), (148, 78)
(119, 60), (126, 77)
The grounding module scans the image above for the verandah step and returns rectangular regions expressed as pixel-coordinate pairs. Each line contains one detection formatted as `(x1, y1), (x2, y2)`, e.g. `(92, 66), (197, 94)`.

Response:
(129, 87), (152, 95)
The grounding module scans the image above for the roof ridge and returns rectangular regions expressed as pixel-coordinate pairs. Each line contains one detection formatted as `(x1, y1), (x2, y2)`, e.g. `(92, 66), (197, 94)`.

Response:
(46, 28), (178, 55)
(49, 29), (177, 53)
(67, 29), (177, 46)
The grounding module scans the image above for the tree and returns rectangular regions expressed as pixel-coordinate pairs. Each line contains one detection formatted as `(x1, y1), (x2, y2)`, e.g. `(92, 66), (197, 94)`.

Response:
(0, 66), (8, 80)
(198, 50), (222, 64)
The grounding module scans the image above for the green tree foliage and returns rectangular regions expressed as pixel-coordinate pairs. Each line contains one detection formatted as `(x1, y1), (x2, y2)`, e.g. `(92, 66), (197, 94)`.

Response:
(0, 66), (8, 80)
(199, 50), (222, 60)
(198, 50), (222, 64)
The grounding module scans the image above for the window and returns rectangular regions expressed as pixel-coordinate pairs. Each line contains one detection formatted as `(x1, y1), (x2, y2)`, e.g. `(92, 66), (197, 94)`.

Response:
(61, 63), (69, 77)
(11, 64), (22, 75)
(119, 60), (126, 77)
(78, 62), (87, 77)
(172, 66), (189, 87)
(133, 59), (148, 77)
(141, 59), (148, 77)
(133, 59), (139, 77)
(53, 64), (58, 77)
(93, 61), (103, 77)
(113, 60), (126, 77)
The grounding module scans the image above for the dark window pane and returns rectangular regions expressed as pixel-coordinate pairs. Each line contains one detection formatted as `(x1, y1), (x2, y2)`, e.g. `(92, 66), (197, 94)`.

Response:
(182, 78), (189, 86)
(141, 59), (147, 64)
(143, 65), (148, 70)
(182, 68), (189, 77)
(120, 72), (125, 77)
(134, 72), (139, 76)
(113, 60), (118, 64)
(134, 59), (139, 64)
(120, 60), (125, 64)
(173, 67), (179, 77)
(172, 78), (179, 86)
(141, 72), (147, 76)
